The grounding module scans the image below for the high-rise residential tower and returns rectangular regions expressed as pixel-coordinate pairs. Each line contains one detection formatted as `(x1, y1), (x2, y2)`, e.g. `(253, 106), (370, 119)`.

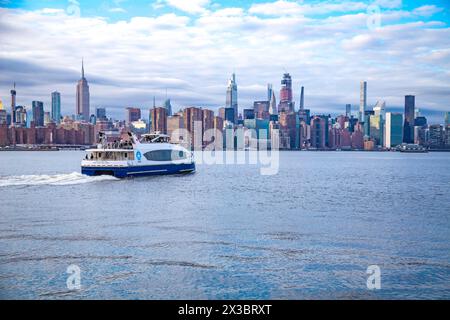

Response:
(32, 101), (44, 127)
(126, 107), (141, 124)
(278, 73), (294, 113)
(359, 81), (367, 122)
(267, 84), (273, 102)
(164, 98), (172, 117)
(51, 91), (61, 124)
(76, 59), (90, 121)
(226, 73), (238, 123)
(300, 86), (304, 111)
(10, 83), (16, 125)
(403, 95), (415, 143)
(346, 104), (351, 117)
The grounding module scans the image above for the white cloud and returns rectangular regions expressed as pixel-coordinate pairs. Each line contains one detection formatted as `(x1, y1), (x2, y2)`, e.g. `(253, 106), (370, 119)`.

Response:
(0, 3), (449, 122)
(161, 0), (210, 14)
(412, 5), (443, 17)
(249, 0), (367, 16)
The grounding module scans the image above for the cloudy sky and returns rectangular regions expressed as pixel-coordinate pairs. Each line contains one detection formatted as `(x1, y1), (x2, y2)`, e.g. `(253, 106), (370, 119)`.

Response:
(0, 0), (449, 122)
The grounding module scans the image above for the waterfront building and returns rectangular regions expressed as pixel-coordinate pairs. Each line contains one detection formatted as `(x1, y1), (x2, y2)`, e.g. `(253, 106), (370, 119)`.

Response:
(167, 113), (185, 143)
(76, 60), (90, 121)
(351, 124), (364, 149)
(226, 73), (238, 123)
(126, 107), (141, 124)
(403, 95), (415, 143)
(14, 106), (27, 127)
(359, 81), (367, 122)
(253, 101), (269, 120)
(51, 91), (61, 124)
(150, 107), (167, 134)
(310, 116), (326, 149)
(213, 116), (224, 133)
(370, 115), (383, 146)
(445, 112), (450, 126)
(183, 107), (203, 148)
(279, 112), (298, 149)
(364, 139), (375, 151)
(202, 109), (214, 144)
(0, 110), (6, 125)
(278, 73), (294, 113)
(32, 101), (44, 127)
(364, 110), (374, 137)
(444, 125), (450, 147)
(428, 124), (443, 149)
(384, 112), (403, 148)
(44, 112), (52, 126)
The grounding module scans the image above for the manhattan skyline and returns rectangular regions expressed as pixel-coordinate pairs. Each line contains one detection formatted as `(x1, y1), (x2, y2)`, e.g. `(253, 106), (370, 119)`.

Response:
(0, 0), (449, 123)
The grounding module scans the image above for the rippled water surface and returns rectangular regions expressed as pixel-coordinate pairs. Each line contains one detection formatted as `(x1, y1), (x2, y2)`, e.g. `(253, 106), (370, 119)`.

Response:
(0, 151), (449, 299)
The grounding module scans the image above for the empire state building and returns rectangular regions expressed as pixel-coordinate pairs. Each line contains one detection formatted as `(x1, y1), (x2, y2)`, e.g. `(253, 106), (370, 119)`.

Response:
(76, 60), (90, 121)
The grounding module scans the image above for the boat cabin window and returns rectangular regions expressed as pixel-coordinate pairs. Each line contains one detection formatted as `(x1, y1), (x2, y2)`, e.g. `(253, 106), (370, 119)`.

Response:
(88, 151), (135, 161)
(143, 150), (187, 161)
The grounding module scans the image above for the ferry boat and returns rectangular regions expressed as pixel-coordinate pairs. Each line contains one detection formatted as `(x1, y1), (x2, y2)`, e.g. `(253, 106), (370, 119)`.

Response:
(81, 132), (195, 178)
(398, 143), (428, 153)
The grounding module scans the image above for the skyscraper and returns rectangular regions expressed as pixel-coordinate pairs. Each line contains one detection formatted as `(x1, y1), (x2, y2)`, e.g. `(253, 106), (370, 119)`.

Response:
(310, 116), (326, 149)
(10, 83), (16, 125)
(299, 86), (304, 111)
(32, 101), (44, 127)
(76, 59), (90, 121)
(403, 95), (415, 143)
(359, 81), (367, 123)
(150, 107), (167, 134)
(126, 107), (141, 124)
(373, 101), (386, 118)
(225, 73), (238, 123)
(445, 111), (450, 126)
(96, 107), (107, 120)
(267, 83), (273, 102)
(51, 91), (61, 124)
(385, 112), (403, 148)
(346, 104), (351, 117)
(278, 73), (294, 113)
(269, 90), (278, 121)
(164, 98), (172, 117)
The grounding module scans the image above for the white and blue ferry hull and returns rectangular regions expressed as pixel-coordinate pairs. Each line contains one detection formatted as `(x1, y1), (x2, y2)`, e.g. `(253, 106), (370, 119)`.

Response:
(82, 162), (195, 178)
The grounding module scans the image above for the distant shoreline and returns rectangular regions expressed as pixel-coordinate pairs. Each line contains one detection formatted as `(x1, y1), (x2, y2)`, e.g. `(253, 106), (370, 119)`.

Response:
(1, 147), (450, 152)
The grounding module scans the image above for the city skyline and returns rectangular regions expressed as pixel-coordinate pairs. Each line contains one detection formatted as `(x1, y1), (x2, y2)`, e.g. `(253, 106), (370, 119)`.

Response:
(0, 1), (449, 123)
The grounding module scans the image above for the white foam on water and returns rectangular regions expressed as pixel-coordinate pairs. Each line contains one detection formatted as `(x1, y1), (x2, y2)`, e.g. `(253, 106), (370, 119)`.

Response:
(0, 172), (119, 187)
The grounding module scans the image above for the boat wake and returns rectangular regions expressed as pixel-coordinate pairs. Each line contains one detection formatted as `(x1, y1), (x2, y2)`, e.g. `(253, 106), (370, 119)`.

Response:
(0, 172), (118, 187)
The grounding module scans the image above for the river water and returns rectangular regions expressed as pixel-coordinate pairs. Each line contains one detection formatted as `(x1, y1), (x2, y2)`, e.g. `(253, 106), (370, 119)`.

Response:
(0, 151), (449, 299)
